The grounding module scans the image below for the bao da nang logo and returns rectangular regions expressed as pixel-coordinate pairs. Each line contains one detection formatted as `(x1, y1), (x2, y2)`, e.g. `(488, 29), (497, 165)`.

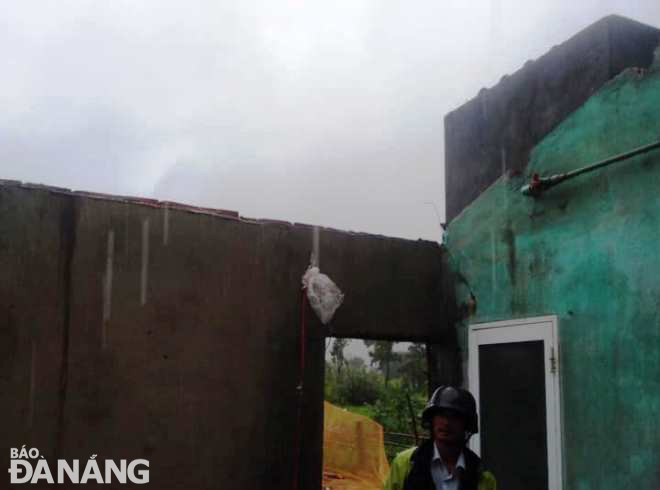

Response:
(9, 446), (149, 484)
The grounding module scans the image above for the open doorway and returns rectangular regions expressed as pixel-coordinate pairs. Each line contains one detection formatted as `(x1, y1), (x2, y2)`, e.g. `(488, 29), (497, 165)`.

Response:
(323, 338), (428, 465)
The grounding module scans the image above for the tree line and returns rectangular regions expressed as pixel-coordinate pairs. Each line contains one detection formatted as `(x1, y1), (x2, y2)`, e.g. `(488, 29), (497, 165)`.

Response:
(325, 339), (428, 440)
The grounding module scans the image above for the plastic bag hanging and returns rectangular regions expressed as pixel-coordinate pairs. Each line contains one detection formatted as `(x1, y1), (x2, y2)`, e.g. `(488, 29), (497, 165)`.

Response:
(301, 265), (344, 325)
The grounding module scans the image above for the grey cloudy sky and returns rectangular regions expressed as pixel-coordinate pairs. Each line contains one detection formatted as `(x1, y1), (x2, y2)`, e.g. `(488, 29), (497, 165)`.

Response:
(2, 1), (659, 241)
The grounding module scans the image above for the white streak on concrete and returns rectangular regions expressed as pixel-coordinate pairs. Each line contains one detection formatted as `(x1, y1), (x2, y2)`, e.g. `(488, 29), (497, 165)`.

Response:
(312, 226), (320, 268)
(141, 219), (150, 306)
(102, 230), (115, 348)
(163, 205), (169, 246)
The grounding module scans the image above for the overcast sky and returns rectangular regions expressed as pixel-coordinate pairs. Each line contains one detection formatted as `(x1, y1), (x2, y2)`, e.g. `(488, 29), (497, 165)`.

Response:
(2, 1), (659, 241)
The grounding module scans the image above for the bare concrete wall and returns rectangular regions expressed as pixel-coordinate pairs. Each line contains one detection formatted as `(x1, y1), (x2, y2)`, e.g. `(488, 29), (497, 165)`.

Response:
(0, 182), (454, 489)
(444, 15), (660, 222)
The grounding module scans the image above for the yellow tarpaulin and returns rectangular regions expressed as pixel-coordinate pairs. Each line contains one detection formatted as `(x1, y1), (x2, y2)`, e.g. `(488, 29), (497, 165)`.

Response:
(322, 401), (390, 490)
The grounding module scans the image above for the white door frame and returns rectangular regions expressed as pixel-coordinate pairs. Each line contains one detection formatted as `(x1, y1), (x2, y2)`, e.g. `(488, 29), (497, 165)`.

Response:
(468, 315), (562, 490)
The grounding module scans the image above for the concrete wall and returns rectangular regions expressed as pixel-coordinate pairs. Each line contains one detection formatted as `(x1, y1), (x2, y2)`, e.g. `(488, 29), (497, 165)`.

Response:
(0, 182), (454, 489)
(446, 64), (660, 490)
(444, 15), (660, 222)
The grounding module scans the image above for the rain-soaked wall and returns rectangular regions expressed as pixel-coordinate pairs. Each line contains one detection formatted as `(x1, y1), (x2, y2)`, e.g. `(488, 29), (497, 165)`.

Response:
(446, 64), (660, 490)
(0, 182), (454, 490)
(444, 15), (660, 222)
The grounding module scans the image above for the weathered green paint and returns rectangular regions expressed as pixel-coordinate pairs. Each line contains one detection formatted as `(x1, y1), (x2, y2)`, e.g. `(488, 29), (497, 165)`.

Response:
(446, 65), (660, 490)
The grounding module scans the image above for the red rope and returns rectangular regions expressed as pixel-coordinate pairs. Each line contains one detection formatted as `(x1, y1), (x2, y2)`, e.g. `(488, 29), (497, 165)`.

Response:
(292, 289), (307, 490)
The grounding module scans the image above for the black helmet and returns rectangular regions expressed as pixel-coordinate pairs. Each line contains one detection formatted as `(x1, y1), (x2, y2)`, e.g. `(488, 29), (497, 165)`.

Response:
(421, 385), (479, 435)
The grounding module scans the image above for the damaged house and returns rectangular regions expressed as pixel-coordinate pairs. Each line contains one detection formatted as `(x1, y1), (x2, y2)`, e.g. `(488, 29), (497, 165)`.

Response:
(1, 13), (659, 490)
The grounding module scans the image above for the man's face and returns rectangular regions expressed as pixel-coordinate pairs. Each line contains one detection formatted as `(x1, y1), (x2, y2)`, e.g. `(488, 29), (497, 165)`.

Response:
(431, 408), (466, 445)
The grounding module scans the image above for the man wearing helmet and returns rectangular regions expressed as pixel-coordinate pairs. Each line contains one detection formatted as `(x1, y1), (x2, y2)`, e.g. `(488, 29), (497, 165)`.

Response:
(383, 386), (496, 490)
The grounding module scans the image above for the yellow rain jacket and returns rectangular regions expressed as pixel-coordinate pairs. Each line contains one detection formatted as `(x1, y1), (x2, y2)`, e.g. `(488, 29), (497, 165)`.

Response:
(383, 441), (496, 490)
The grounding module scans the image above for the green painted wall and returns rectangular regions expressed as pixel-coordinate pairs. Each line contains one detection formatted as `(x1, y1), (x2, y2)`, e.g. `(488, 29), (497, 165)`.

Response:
(446, 65), (660, 490)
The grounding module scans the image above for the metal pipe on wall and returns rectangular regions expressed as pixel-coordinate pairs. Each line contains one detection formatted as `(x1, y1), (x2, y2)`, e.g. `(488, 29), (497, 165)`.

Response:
(521, 138), (660, 197)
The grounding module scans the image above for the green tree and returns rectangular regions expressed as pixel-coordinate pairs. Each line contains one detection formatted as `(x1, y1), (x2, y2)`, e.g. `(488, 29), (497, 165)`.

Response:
(338, 359), (382, 405)
(330, 338), (349, 377)
(372, 379), (426, 434)
(399, 343), (427, 392)
(324, 357), (383, 406)
(365, 340), (400, 384)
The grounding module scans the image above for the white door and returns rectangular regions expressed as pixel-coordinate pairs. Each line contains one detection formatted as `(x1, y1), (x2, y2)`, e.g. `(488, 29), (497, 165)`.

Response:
(468, 316), (562, 490)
